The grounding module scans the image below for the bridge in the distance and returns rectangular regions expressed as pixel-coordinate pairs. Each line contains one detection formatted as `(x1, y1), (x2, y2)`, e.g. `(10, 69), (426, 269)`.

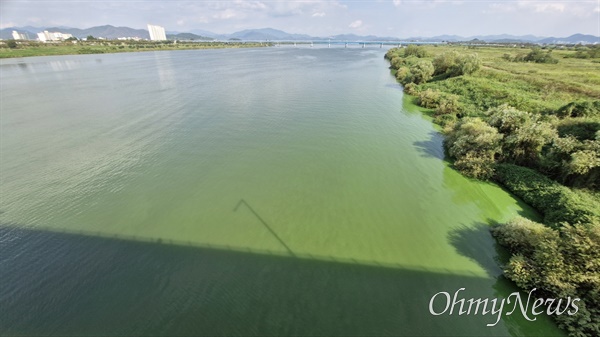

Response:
(223, 40), (444, 48)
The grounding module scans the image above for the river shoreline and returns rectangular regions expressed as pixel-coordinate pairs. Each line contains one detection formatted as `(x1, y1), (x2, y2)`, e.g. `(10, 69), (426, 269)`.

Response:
(0, 40), (270, 59)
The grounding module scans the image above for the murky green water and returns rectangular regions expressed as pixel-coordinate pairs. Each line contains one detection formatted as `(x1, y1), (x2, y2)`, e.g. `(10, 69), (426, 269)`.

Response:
(0, 48), (563, 336)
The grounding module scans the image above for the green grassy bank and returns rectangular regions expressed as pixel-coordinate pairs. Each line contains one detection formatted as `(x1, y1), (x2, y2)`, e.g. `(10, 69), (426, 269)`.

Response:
(0, 40), (270, 59)
(386, 44), (600, 337)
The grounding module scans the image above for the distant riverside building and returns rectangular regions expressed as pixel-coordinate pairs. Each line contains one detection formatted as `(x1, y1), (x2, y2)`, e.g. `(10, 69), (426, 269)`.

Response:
(37, 30), (73, 42)
(147, 24), (167, 41)
(12, 31), (29, 40)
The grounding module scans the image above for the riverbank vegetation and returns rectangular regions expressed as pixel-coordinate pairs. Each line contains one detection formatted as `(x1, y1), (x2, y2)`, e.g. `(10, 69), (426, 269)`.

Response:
(0, 40), (270, 58)
(386, 45), (600, 337)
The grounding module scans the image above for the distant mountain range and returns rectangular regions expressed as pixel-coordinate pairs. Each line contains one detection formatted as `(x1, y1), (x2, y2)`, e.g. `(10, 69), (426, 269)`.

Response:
(2, 25), (598, 44)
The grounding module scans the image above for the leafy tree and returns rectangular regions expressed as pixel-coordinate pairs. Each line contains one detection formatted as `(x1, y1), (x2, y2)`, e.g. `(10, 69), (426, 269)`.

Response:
(504, 119), (557, 166)
(416, 89), (441, 108)
(448, 53), (481, 76)
(487, 105), (556, 166)
(432, 51), (459, 75)
(395, 66), (411, 84)
(390, 56), (405, 70)
(557, 101), (600, 118)
(384, 47), (402, 61)
(542, 134), (600, 188)
(524, 47), (559, 64)
(492, 217), (600, 337)
(568, 149), (600, 175)
(436, 94), (461, 116)
(7, 40), (17, 48)
(86, 35), (96, 41)
(409, 60), (434, 84)
(487, 105), (531, 134)
(445, 117), (503, 179)
(404, 45), (428, 58)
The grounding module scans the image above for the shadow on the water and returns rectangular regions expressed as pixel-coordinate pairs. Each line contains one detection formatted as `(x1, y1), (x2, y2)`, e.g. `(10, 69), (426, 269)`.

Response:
(0, 223), (564, 336)
(447, 221), (508, 279)
(413, 130), (446, 160)
(234, 199), (295, 256)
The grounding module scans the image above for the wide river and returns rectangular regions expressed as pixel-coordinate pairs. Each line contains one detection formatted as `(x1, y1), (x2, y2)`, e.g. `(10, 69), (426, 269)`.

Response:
(0, 47), (564, 336)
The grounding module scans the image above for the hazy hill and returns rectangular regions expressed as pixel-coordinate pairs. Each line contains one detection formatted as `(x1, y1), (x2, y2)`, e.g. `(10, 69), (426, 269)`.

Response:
(538, 34), (599, 44)
(166, 33), (213, 41)
(227, 28), (313, 41)
(1, 25), (598, 44)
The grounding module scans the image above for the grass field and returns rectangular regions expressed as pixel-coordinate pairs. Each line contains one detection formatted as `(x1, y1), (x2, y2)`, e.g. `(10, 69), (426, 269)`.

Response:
(416, 45), (600, 113)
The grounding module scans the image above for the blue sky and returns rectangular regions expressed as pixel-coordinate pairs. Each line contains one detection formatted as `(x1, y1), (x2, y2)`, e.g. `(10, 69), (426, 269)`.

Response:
(1, 0), (599, 37)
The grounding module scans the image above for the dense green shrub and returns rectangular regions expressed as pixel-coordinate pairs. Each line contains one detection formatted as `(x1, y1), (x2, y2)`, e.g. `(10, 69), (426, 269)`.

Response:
(448, 53), (482, 76)
(542, 134), (600, 188)
(404, 45), (428, 58)
(433, 113), (457, 126)
(416, 89), (441, 109)
(390, 56), (405, 70)
(506, 48), (558, 64)
(487, 105), (557, 166)
(395, 66), (411, 84)
(570, 46), (600, 59)
(403, 82), (418, 95)
(432, 51), (481, 77)
(557, 118), (600, 141)
(409, 60), (434, 84)
(504, 120), (556, 166)
(445, 118), (503, 179)
(432, 51), (459, 75)
(384, 47), (402, 61)
(557, 101), (600, 118)
(491, 217), (600, 337)
(435, 94), (461, 116)
(487, 105), (531, 134)
(494, 164), (600, 226)
(525, 47), (559, 64)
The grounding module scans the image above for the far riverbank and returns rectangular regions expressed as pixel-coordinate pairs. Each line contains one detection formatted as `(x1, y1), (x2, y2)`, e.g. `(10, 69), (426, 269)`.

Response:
(0, 40), (271, 59)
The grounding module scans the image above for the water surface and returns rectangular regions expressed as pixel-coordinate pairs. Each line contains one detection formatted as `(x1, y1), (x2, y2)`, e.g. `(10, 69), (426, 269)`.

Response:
(0, 48), (563, 336)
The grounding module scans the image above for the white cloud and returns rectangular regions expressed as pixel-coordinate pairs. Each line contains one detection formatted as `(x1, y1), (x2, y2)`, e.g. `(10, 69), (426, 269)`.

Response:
(593, 6), (600, 13)
(349, 20), (363, 28)
(485, 1), (595, 18)
(393, 0), (464, 8)
(212, 9), (239, 20)
(233, 0), (267, 10)
(312, 12), (326, 17)
(0, 22), (17, 29)
(484, 3), (516, 13)
(528, 3), (566, 13)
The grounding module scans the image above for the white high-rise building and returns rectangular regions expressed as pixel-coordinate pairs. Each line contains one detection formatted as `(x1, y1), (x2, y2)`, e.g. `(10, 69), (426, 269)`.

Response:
(147, 24), (167, 41)
(12, 31), (29, 40)
(37, 31), (73, 42)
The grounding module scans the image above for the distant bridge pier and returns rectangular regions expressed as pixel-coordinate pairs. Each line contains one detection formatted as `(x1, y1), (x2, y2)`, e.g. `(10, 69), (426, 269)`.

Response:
(311, 42), (313, 47)
(345, 42), (347, 48)
(362, 43), (365, 48)
(380, 43), (383, 48)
